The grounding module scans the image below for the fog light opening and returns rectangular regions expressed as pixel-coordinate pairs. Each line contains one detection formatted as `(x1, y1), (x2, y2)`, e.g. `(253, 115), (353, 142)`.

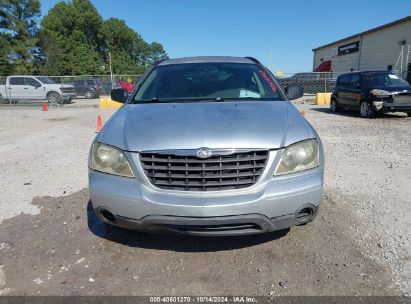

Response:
(100, 209), (116, 223)
(295, 207), (315, 224)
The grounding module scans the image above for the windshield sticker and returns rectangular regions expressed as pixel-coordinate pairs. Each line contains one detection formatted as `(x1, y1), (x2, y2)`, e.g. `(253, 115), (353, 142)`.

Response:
(389, 74), (399, 79)
(239, 90), (261, 98)
(259, 70), (277, 92)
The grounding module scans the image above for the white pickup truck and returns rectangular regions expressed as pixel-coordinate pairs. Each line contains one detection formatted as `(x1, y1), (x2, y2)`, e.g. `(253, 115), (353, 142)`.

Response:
(0, 76), (76, 104)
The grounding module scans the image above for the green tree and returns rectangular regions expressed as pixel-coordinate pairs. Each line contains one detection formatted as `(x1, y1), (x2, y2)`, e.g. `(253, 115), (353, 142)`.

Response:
(39, 0), (105, 75)
(146, 42), (168, 65)
(0, 0), (41, 74)
(38, 0), (167, 75)
(102, 18), (140, 74)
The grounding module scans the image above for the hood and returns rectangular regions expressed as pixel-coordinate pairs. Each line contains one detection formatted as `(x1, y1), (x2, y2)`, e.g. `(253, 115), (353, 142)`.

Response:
(98, 101), (313, 152)
(60, 84), (75, 89)
(369, 85), (411, 93)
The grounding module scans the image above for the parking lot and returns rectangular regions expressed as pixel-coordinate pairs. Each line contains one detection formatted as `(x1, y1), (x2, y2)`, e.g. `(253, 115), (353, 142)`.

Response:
(0, 101), (410, 296)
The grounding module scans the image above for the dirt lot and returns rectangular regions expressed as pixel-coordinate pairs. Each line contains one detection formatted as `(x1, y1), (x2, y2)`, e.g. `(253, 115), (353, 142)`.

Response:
(0, 101), (410, 296)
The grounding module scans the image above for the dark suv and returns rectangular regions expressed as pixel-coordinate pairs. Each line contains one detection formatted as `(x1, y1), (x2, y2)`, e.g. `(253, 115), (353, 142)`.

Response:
(71, 79), (103, 99)
(331, 71), (411, 118)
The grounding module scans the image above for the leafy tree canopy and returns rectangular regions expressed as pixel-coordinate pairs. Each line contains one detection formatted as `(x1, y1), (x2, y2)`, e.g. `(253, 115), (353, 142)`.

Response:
(0, 0), (41, 74)
(0, 0), (168, 75)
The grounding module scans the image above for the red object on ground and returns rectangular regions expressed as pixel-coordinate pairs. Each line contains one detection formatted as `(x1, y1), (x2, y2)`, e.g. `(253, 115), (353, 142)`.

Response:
(96, 115), (103, 133)
(119, 81), (135, 93)
(300, 110), (305, 116)
(42, 101), (47, 112)
(314, 60), (332, 72)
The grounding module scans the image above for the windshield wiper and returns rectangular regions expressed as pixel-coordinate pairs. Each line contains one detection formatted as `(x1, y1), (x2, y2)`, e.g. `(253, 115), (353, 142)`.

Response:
(131, 98), (161, 104)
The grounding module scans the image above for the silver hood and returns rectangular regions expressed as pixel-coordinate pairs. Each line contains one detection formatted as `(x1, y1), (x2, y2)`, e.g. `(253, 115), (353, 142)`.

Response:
(97, 101), (314, 151)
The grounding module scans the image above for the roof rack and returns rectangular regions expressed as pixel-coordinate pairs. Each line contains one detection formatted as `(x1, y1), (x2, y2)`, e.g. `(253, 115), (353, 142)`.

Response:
(244, 57), (261, 64)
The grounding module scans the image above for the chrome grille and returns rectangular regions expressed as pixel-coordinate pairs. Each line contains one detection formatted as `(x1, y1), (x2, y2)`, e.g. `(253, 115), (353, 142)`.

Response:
(139, 150), (269, 191)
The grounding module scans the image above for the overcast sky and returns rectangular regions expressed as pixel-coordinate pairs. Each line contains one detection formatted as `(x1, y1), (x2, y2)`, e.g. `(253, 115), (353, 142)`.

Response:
(40, 0), (411, 73)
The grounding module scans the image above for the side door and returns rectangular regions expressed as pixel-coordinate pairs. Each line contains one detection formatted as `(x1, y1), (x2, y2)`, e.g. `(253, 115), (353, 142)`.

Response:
(7, 77), (25, 100)
(345, 73), (362, 109)
(335, 74), (351, 107)
(74, 80), (86, 96)
(24, 77), (44, 101)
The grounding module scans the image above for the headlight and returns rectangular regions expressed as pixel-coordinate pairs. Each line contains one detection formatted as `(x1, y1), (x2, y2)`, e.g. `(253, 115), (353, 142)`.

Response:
(370, 89), (391, 97)
(90, 143), (134, 177)
(274, 139), (319, 176)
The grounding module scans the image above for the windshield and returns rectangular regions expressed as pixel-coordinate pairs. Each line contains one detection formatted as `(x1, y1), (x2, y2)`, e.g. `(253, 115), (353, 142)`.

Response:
(35, 77), (56, 84)
(133, 63), (283, 102)
(362, 72), (409, 86)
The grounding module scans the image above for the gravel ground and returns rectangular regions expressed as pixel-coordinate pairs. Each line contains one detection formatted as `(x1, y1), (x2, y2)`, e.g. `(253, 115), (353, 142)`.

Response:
(0, 105), (114, 223)
(0, 102), (410, 296)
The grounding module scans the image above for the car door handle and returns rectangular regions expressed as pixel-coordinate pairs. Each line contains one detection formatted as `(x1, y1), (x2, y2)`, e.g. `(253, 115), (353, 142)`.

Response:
(24, 87), (28, 89)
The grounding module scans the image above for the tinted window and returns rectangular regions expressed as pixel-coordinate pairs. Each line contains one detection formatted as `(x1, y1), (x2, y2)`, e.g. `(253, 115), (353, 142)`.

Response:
(9, 77), (25, 85)
(25, 77), (40, 87)
(86, 80), (95, 85)
(362, 72), (409, 86)
(338, 74), (351, 85)
(36, 77), (55, 84)
(133, 63), (282, 102)
(350, 74), (360, 86)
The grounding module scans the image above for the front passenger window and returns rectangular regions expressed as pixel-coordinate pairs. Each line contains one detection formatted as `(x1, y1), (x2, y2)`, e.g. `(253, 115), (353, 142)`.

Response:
(350, 74), (360, 87)
(24, 78), (41, 87)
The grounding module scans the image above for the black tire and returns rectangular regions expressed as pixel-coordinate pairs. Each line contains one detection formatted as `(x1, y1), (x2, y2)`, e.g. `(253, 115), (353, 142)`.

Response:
(330, 98), (340, 113)
(0, 94), (6, 104)
(47, 91), (62, 105)
(85, 90), (94, 99)
(360, 101), (375, 118)
(407, 112), (411, 117)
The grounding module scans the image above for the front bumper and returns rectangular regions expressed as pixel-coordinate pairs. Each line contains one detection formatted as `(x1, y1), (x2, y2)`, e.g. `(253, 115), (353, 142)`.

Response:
(89, 160), (324, 236)
(374, 100), (411, 112)
(94, 208), (318, 236)
(62, 93), (76, 101)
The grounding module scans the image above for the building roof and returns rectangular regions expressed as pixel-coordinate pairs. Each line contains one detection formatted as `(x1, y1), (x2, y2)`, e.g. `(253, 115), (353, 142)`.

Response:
(313, 15), (411, 51)
(158, 56), (255, 66)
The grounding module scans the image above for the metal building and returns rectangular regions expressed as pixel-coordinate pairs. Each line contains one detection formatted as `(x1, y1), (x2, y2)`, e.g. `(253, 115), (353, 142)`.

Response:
(312, 16), (411, 81)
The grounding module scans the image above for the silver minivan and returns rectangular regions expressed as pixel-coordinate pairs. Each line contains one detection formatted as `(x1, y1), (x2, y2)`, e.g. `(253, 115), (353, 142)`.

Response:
(88, 56), (324, 236)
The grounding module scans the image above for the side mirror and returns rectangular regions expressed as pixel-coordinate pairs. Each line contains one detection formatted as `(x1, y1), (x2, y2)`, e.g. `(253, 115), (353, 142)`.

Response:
(111, 88), (128, 103)
(285, 85), (304, 100)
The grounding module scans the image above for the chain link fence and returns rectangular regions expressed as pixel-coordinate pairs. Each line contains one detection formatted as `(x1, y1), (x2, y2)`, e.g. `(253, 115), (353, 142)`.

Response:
(1, 70), (411, 106)
(275, 72), (336, 94)
(0, 74), (142, 106)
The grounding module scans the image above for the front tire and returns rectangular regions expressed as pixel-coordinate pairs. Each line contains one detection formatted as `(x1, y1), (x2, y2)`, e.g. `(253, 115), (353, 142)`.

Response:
(47, 92), (62, 105)
(360, 101), (375, 118)
(330, 98), (340, 113)
(0, 94), (6, 104)
(406, 112), (411, 117)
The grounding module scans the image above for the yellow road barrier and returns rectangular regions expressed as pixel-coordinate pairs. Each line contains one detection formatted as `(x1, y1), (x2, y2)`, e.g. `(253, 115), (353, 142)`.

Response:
(99, 95), (123, 109)
(315, 93), (332, 105)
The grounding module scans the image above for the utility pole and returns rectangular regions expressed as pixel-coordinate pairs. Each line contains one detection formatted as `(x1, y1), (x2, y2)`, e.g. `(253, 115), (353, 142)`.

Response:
(109, 52), (113, 88)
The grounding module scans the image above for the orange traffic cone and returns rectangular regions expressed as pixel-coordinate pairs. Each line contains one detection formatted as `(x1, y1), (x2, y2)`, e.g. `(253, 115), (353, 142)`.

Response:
(300, 110), (305, 116)
(96, 115), (103, 133)
(42, 101), (48, 112)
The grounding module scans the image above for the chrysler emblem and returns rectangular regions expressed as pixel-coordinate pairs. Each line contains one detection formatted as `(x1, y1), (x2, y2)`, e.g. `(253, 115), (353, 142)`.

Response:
(196, 147), (212, 159)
